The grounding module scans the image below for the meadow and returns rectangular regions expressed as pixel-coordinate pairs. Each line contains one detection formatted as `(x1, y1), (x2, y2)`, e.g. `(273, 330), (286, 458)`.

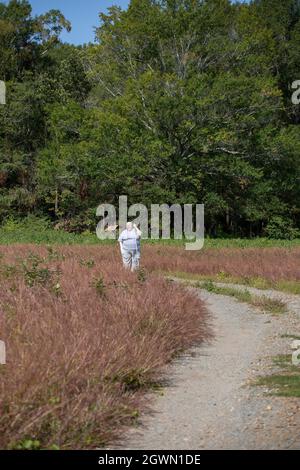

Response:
(144, 245), (300, 293)
(0, 244), (209, 450)
(1, 221), (300, 449)
(1, 217), (300, 248)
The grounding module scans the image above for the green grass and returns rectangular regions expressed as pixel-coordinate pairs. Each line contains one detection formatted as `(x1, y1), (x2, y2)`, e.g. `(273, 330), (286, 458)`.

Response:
(255, 354), (300, 398)
(171, 271), (300, 295)
(196, 238), (300, 249)
(192, 280), (288, 315)
(272, 354), (300, 369)
(0, 226), (108, 245)
(1, 219), (300, 248)
(145, 237), (300, 248)
(256, 374), (300, 397)
(276, 280), (300, 295)
(280, 334), (300, 340)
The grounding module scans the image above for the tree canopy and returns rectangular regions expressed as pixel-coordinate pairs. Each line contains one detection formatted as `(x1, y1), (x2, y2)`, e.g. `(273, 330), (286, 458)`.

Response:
(1, 0), (300, 238)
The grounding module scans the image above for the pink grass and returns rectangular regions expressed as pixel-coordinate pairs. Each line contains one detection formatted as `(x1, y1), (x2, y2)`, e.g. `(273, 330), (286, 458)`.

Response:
(0, 245), (210, 449)
(143, 246), (300, 283)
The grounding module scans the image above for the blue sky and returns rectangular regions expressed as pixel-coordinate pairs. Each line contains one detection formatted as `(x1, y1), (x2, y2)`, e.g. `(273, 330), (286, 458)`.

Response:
(29, 1), (130, 45)
(5, 1), (249, 46)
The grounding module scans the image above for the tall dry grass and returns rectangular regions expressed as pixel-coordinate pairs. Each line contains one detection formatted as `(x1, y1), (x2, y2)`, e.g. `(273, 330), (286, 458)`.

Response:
(1, 242), (298, 449)
(0, 245), (209, 449)
(143, 246), (300, 283)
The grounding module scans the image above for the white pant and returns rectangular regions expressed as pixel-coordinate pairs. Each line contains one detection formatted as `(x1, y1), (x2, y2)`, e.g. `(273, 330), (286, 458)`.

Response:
(121, 248), (140, 271)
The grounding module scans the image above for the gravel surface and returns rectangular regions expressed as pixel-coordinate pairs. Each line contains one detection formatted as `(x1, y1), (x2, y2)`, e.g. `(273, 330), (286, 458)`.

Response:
(114, 286), (300, 450)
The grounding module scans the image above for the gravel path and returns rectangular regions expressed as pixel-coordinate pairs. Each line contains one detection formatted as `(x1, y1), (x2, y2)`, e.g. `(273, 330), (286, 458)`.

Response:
(197, 281), (300, 317)
(115, 286), (300, 450)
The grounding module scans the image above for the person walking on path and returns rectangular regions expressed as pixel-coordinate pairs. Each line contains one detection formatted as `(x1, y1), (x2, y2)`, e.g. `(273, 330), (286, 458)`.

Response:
(118, 222), (142, 271)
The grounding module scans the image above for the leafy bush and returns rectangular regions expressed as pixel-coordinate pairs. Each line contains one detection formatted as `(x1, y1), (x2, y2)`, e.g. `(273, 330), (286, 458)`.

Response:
(265, 216), (300, 240)
(1, 215), (51, 233)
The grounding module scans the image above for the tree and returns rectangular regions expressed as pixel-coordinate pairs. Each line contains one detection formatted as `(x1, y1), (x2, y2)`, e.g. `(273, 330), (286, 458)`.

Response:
(1, 0), (300, 237)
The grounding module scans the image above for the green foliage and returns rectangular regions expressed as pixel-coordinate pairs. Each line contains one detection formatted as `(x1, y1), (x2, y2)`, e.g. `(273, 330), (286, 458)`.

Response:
(92, 276), (107, 299)
(11, 439), (41, 450)
(22, 253), (53, 287)
(2, 217), (300, 247)
(137, 268), (147, 282)
(2, 215), (51, 232)
(79, 258), (95, 268)
(1, 0), (300, 237)
(108, 367), (151, 392)
(265, 216), (300, 240)
(0, 245), (62, 293)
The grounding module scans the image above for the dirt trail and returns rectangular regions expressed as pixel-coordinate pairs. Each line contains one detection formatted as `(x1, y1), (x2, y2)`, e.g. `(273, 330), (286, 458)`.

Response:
(115, 286), (300, 450)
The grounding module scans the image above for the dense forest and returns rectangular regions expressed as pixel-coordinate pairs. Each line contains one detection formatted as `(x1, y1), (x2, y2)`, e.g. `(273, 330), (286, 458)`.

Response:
(0, 0), (300, 238)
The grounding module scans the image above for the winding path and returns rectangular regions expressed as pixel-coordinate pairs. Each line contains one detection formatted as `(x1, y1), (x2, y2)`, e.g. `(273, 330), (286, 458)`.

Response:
(115, 285), (300, 450)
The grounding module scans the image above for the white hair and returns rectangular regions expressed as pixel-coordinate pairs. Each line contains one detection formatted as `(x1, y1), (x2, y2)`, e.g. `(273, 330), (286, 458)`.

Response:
(126, 222), (133, 231)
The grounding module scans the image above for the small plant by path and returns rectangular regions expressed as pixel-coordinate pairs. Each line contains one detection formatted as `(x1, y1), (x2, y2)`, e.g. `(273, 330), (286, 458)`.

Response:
(187, 280), (288, 315)
(255, 352), (300, 398)
(280, 334), (300, 340)
(169, 271), (300, 295)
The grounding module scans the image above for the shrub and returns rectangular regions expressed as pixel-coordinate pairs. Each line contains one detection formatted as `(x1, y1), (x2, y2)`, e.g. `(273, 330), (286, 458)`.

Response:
(265, 216), (300, 240)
